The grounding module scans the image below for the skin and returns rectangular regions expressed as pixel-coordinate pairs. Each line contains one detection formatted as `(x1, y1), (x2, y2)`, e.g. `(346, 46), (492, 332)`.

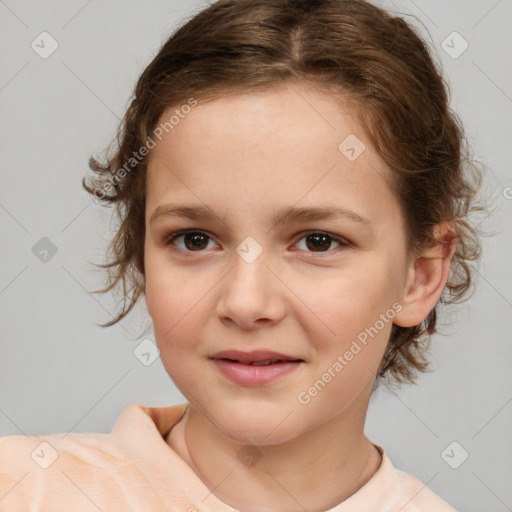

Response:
(143, 82), (456, 512)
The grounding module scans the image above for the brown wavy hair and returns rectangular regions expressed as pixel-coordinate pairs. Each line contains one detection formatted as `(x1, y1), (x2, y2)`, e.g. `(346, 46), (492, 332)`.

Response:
(82, 0), (488, 389)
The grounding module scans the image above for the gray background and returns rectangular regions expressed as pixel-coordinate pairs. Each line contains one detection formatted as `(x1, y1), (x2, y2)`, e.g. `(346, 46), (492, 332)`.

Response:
(0, 0), (511, 510)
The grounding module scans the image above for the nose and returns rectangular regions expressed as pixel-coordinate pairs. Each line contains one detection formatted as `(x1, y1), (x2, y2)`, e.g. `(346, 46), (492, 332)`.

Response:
(216, 248), (287, 330)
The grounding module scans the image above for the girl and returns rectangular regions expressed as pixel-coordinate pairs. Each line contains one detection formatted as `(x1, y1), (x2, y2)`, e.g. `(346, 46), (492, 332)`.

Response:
(0, 0), (484, 510)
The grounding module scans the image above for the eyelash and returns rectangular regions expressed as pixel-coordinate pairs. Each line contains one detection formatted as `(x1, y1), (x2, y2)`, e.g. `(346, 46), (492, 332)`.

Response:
(163, 229), (350, 257)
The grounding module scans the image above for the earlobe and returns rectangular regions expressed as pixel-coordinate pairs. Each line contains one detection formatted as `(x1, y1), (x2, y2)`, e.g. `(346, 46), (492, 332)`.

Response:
(393, 221), (457, 328)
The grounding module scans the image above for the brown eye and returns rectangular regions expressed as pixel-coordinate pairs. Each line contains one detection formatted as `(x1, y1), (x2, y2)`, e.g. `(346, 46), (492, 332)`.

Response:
(165, 230), (216, 251)
(183, 232), (209, 250)
(306, 233), (334, 252)
(295, 231), (347, 254)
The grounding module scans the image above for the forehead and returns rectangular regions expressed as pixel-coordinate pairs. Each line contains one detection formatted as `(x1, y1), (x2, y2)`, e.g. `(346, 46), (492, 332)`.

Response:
(145, 85), (399, 226)
(151, 84), (365, 162)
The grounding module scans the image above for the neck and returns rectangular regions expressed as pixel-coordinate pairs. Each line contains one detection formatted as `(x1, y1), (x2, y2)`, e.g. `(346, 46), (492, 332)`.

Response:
(168, 395), (382, 512)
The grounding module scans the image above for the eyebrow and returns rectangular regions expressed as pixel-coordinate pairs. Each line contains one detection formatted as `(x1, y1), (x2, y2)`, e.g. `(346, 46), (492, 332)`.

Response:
(150, 203), (373, 231)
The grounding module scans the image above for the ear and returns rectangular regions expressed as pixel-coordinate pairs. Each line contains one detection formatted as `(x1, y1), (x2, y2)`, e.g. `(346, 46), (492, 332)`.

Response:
(393, 221), (457, 328)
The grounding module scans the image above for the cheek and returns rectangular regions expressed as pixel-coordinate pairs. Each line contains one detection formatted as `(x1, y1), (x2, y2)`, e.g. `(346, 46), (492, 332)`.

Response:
(292, 261), (395, 387)
(144, 270), (209, 357)
(144, 249), (187, 322)
(292, 261), (395, 340)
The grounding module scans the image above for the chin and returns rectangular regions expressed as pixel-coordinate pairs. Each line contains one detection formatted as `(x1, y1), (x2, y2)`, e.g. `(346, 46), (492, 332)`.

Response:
(213, 402), (303, 447)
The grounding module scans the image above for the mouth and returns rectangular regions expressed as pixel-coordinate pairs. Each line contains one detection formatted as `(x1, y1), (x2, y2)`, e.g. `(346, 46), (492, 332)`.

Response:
(214, 358), (303, 366)
(209, 350), (305, 386)
(210, 350), (305, 365)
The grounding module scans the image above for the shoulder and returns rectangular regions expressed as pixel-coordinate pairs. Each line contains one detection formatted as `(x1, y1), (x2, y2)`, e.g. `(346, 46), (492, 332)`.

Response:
(394, 468), (457, 511)
(0, 429), (128, 473)
(0, 420), (155, 509)
(0, 403), (149, 474)
(0, 429), (128, 484)
(369, 445), (457, 511)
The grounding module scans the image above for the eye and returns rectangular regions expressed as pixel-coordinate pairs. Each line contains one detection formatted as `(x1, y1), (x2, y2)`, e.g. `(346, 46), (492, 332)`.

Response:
(293, 231), (348, 255)
(164, 230), (218, 253)
(164, 229), (349, 256)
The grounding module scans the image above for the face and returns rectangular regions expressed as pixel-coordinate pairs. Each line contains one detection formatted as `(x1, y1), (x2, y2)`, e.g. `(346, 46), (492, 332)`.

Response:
(144, 83), (410, 446)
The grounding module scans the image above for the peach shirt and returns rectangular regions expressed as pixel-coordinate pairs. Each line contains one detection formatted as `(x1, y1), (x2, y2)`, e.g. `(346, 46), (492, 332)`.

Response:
(0, 402), (456, 511)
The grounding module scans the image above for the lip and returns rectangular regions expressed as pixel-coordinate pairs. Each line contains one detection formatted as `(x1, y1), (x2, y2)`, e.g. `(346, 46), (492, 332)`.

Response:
(211, 359), (303, 386)
(210, 350), (303, 364)
(210, 350), (304, 387)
